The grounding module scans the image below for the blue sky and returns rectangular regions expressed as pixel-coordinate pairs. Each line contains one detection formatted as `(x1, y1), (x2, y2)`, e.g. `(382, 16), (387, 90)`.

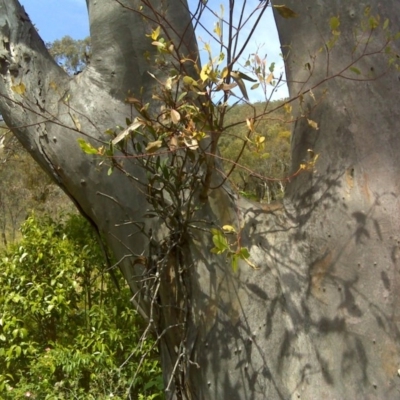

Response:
(20, 0), (287, 99)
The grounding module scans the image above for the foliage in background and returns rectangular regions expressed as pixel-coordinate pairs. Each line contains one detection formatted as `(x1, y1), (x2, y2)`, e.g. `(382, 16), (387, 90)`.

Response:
(47, 36), (91, 74)
(0, 126), (75, 248)
(0, 214), (163, 399)
(219, 100), (291, 202)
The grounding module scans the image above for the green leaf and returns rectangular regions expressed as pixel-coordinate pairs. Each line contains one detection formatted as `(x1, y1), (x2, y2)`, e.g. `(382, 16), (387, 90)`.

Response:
(231, 254), (239, 273)
(383, 18), (389, 30)
(222, 225), (236, 233)
(211, 229), (229, 254)
(330, 16), (340, 31)
(349, 66), (361, 75)
(77, 138), (98, 155)
(269, 62), (276, 73)
(369, 16), (379, 29)
(238, 247), (250, 259)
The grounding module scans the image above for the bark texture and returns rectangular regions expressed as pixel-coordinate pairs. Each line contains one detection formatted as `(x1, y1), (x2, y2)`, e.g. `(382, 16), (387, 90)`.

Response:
(0, 0), (400, 399)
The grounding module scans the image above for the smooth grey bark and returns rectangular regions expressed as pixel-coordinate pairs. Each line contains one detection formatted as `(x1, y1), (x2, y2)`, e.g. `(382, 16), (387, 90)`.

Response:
(0, 0), (400, 399)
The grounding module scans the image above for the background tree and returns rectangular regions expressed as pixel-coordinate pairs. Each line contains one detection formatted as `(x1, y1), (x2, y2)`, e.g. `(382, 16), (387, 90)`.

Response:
(0, 1), (399, 399)
(47, 36), (91, 74)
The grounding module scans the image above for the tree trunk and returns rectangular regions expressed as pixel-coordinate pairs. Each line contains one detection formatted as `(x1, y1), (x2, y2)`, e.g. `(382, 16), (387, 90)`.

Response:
(1, 1), (400, 399)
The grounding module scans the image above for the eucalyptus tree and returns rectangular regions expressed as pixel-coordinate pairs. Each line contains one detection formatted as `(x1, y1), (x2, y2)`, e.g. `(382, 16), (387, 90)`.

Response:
(0, 1), (399, 399)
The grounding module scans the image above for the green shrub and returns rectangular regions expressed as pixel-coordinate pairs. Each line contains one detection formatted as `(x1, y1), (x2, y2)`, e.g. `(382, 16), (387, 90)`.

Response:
(0, 214), (163, 399)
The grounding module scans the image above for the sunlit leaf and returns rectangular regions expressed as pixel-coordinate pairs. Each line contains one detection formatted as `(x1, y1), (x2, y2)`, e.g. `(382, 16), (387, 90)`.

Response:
(246, 118), (254, 132)
(147, 26), (161, 41)
(152, 41), (165, 49)
(165, 77), (173, 90)
(284, 103), (292, 114)
(214, 21), (222, 38)
(170, 109), (181, 124)
(145, 140), (163, 153)
(222, 225), (236, 233)
(222, 82), (237, 91)
(112, 119), (143, 145)
(183, 137), (199, 150)
(11, 83), (26, 95)
(307, 119), (319, 130)
(200, 63), (211, 82)
(266, 72), (274, 84)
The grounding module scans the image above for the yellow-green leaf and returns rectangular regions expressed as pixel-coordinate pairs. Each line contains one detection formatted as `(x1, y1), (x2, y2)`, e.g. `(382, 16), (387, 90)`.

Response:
(330, 16), (340, 31)
(211, 229), (229, 254)
(182, 76), (198, 87)
(214, 21), (222, 38)
(231, 254), (239, 273)
(11, 83), (26, 95)
(200, 63), (211, 82)
(349, 66), (361, 75)
(383, 18), (389, 30)
(147, 26), (161, 41)
(222, 225), (236, 233)
(273, 5), (298, 19)
(284, 103), (292, 114)
(77, 138), (98, 155)
(369, 16), (379, 29)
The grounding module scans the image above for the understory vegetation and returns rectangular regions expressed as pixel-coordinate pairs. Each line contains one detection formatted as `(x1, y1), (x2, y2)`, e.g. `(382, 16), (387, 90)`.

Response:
(0, 214), (163, 399)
